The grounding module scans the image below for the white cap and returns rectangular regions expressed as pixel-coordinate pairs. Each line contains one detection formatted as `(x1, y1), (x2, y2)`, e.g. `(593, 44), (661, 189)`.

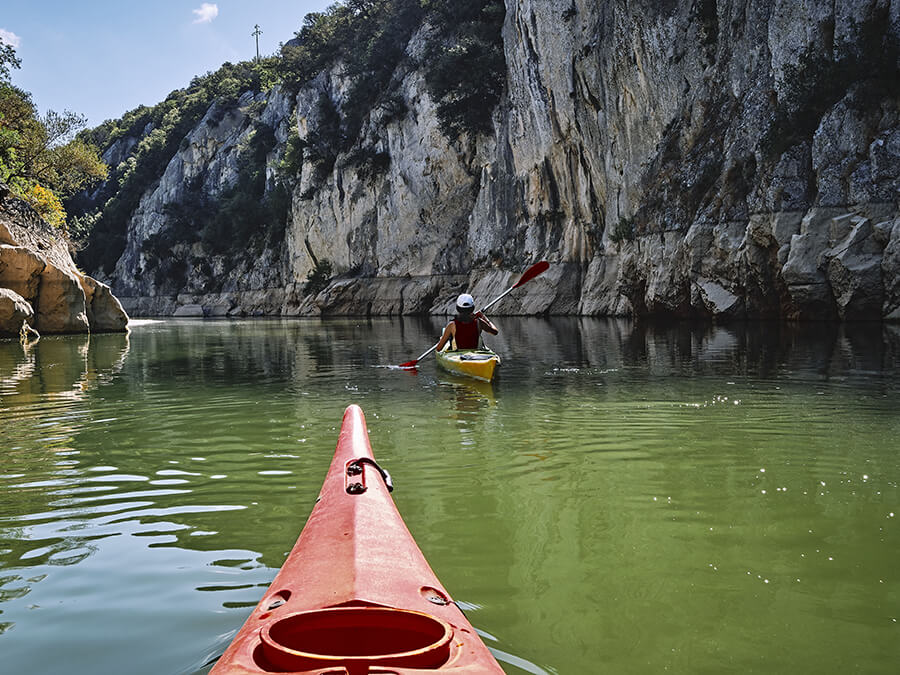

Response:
(456, 293), (475, 310)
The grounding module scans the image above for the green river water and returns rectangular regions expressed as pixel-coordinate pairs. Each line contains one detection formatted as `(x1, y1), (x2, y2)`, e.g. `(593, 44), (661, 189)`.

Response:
(1, 318), (898, 674)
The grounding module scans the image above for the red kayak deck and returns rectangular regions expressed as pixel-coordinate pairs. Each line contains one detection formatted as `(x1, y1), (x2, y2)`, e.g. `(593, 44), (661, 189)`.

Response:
(210, 404), (504, 674)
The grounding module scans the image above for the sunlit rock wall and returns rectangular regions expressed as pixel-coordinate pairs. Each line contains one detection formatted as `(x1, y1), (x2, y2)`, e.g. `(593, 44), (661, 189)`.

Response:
(470, 0), (900, 319)
(0, 198), (128, 336)
(108, 87), (297, 317)
(99, 0), (900, 319)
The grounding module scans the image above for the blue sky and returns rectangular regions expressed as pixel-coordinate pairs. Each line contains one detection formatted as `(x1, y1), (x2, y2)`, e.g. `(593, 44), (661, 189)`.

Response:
(1, 1), (332, 128)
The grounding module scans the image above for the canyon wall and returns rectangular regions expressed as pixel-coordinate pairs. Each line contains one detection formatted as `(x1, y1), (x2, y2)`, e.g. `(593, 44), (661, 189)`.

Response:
(84, 0), (900, 320)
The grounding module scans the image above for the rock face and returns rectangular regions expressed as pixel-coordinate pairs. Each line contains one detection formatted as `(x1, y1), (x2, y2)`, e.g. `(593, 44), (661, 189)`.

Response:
(0, 197), (128, 337)
(80, 275), (130, 332)
(80, 0), (900, 320)
(101, 88), (296, 318)
(0, 287), (34, 337)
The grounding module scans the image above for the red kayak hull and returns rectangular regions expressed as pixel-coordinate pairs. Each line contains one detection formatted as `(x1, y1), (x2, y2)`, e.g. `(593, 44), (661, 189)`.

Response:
(210, 404), (504, 674)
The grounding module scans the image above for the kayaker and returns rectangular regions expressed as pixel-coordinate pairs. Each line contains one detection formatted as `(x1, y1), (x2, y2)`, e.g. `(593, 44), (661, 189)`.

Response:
(436, 293), (498, 351)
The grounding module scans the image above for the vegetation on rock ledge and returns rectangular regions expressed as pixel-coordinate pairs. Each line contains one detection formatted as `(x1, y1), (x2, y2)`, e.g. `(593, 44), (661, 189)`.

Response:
(72, 59), (279, 274)
(422, 0), (506, 141)
(67, 0), (508, 281)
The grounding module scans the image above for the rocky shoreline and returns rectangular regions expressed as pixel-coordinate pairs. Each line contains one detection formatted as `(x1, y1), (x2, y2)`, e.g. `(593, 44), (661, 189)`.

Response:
(113, 199), (900, 321)
(0, 195), (129, 339)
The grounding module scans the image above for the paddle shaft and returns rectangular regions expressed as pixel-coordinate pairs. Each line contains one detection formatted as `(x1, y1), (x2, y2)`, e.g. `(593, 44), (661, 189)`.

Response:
(480, 285), (516, 313)
(411, 342), (440, 364)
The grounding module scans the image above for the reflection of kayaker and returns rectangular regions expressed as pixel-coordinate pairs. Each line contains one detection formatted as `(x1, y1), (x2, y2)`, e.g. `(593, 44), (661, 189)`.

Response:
(436, 293), (498, 351)
(210, 404), (504, 674)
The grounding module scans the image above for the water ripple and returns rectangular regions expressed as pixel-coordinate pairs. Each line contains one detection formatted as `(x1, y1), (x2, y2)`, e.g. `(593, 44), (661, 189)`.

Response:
(2, 320), (899, 675)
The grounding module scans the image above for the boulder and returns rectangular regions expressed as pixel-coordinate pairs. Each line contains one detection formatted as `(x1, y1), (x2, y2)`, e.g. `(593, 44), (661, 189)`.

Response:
(173, 303), (205, 317)
(883, 219), (900, 320)
(0, 239), (92, 333)
(694, 277), (743, 318)
(0, 244), (46, 302)
(781, 209), (845, 319)
(0, 219), (14, 245)
(81, 275), (130, 332)
(0, 287), (34, 337)
(1, 200), (129, 333)
(34, 263), (91, 333)
(824, 217), (884, 319)
(314, 276), (467, 316)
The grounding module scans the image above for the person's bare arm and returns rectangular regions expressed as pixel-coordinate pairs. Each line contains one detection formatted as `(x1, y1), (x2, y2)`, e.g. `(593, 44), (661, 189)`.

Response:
(436, 322), (455, 350)
(475, 311), (498, 335)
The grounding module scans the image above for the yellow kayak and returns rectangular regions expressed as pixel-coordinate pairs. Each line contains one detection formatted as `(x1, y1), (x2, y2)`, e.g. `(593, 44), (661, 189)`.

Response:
(436, 347), (500, 382)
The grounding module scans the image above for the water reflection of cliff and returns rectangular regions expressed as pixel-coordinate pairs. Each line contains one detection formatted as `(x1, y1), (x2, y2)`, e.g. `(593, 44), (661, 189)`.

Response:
(127, 317), (900, 392)
(6, 317), (894, 405)
(0, 331), (130, 407)
(494, 318), (900, 382)
(4, 320), (898, 561)
(0, 332), (131, 632)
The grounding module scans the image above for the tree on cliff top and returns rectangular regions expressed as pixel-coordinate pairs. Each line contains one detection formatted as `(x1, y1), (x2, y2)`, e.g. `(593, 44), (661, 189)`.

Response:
(0, 41), (21, 83)
(0, 43), (107, 227)
(422, 0), (506, 140)
(276, 0), (506, 142)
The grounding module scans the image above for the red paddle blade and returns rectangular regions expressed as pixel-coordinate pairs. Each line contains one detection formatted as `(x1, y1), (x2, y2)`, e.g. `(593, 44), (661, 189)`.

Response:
(512, 260), (549, 288)
(398, 360), (418, 369)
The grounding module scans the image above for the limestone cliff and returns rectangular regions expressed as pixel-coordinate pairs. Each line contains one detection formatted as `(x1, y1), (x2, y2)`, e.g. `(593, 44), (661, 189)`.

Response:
(76, 0), (900, 320)
(0, 194), (128, 338)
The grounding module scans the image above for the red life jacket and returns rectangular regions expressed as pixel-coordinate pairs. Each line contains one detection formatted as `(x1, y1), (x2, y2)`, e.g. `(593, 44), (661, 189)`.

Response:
(452, 317), (480, 349)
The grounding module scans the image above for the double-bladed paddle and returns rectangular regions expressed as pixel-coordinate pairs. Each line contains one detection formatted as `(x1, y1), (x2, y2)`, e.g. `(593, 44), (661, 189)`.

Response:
(398, 260), (550, 369)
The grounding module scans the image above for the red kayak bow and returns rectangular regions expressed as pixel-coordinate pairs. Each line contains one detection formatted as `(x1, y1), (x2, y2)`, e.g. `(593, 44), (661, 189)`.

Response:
(210, 404), (504, 674)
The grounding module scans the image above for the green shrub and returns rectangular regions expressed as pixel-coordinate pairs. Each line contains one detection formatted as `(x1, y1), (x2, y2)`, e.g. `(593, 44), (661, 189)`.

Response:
(421, 0), (506, 140)
(345, 146), (391, 181)
(304, 93), (342, 177)
(305, 258), (333, 295)
(610, 217), (636, 243)
(277, 115), (304, 183)
(184, 122), (287, 255)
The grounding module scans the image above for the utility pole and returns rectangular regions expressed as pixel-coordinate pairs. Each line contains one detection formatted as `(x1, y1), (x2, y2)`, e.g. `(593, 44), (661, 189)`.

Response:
(251, 24), (262, 61)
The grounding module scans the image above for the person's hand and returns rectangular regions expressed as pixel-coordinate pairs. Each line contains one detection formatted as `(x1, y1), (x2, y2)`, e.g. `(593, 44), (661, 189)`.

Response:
(475, 310), (485, 319)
